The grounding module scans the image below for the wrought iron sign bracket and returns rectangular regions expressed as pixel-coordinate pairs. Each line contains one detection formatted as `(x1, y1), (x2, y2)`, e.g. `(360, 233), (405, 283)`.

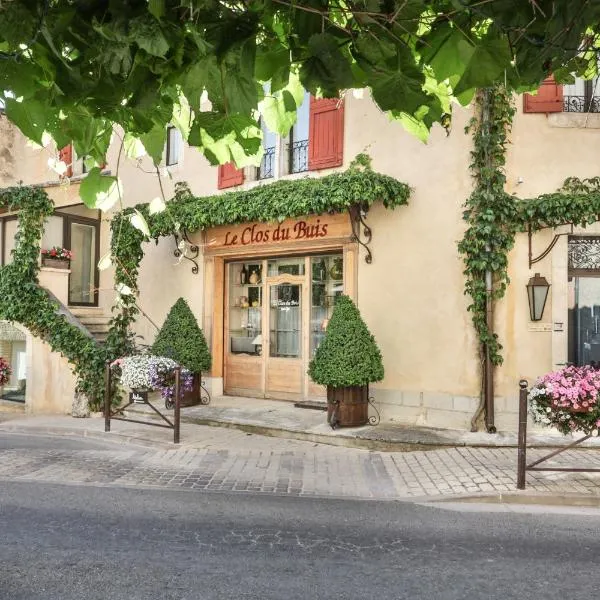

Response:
(173, 229), (200, 274)
(348, 204), (373, 264)
(528, 223), (573, 269)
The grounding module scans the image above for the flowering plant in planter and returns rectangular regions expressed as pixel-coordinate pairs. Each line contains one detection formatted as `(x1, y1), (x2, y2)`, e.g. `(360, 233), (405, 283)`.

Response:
(111, 355), (193, 400)
(529, 365), (600, 435)
(0, 357), (12, 386)
(41, 247), (73, 261)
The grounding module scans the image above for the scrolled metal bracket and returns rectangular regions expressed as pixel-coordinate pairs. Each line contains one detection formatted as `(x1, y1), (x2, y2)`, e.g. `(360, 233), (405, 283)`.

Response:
(348, 204), (373, 264)
(173, 229), (200, 274)
(367, 394), (380, 426)
(528, 223), (573, 268)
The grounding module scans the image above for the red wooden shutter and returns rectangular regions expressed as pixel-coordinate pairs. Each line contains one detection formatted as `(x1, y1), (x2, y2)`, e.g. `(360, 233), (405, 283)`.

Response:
(217, 162), (244, 189)
(58, 144), (73, 177)
(523, 77), (564, 113)
(308, 97), (344, 171)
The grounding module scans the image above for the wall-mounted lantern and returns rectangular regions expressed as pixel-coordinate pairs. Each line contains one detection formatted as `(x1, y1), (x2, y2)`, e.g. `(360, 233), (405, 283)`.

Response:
(526, 273), (550, 321)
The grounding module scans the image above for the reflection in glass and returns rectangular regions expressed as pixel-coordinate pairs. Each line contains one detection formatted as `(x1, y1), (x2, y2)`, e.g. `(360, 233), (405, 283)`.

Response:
(568, 277), (600, 366)
(228, 261), (263, 355)
(269, 284), (301, 358)
(310, 254), (343, 357)
(69, 223), (96, 304)
(267, 257), (305, 277)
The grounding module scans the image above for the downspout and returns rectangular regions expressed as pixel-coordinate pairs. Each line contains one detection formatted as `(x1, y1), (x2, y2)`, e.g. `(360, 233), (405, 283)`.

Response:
(485, 267), (496, 433)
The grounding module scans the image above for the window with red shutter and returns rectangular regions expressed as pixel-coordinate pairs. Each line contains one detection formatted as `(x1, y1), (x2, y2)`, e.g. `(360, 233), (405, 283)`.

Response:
(218, 162), (244, 189)
(58, 144), (73, 177)
(308, 97), (344, 171)
(523, 77), (564, 113)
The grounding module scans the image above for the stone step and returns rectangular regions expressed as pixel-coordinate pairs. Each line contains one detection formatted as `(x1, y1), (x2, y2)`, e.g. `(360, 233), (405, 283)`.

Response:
(84, 323), (111, 333)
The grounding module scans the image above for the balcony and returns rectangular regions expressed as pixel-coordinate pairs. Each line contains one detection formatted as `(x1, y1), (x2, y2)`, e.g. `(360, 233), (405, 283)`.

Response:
(257, 147), (275, 180)
(563, 95), (600, 113)
(289, 139), (308, 174)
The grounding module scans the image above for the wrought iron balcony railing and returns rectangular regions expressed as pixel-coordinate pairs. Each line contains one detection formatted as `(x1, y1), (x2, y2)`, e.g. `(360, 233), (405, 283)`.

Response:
(290, 139), (308, 173)
(257, 146), (275, 180)
(563, 95), (600, 113)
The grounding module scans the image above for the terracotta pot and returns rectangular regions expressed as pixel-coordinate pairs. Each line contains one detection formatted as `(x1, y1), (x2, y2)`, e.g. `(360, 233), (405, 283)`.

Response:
(42, 257), (70, 269)
(327, 385), (368, 428)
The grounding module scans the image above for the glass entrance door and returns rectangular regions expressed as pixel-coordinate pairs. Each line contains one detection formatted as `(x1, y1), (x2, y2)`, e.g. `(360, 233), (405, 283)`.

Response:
(266, 280), (304, 398)
(68, 220), (98, 305)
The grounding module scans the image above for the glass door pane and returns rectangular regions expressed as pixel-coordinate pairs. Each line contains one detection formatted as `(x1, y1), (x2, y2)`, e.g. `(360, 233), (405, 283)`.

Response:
(269, 283), (301, 358)
(228, 260), (263, 355)
(568, 277), (600, 366)
(310, 254), (343, 357)
(69, 222), (96, 304)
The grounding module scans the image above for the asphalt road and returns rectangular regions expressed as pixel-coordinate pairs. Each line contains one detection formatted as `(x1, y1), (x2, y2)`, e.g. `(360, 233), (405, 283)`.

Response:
(1, 434), (600, 599)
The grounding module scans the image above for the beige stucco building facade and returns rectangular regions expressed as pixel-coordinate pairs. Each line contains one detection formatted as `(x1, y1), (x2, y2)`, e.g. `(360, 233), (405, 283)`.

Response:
(1, 87), (600, 433)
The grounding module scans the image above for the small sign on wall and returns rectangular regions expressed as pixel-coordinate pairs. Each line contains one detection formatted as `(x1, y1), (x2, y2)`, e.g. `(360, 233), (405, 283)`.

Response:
(129, 390), (148, 404)
(527, 322), (552, 332)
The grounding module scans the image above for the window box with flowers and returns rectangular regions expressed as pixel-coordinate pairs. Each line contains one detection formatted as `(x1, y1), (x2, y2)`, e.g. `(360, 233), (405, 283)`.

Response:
(41, 247), (73, 269)
(529, 366), (600, 435)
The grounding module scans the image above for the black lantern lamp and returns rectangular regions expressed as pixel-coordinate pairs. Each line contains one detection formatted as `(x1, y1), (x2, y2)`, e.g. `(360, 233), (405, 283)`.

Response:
(526, 273), (550, 321)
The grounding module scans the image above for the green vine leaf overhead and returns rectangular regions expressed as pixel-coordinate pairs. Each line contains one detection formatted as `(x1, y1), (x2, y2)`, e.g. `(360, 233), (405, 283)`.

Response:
(2, 0), (600, 165)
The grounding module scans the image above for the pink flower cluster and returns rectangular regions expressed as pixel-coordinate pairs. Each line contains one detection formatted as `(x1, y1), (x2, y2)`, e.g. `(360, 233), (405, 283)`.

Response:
(0, 357), (12, 387)
(529, 365), (600, 434)
(537, 366), (600, 412)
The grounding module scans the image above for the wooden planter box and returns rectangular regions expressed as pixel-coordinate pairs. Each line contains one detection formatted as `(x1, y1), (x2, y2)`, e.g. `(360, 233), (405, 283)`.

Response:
(327, 385), (368, 428)
(42, 257), (70, 269)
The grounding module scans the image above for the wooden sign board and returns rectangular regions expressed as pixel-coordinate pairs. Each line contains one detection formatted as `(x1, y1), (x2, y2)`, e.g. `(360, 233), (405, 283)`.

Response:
(204, 213), (352, 254)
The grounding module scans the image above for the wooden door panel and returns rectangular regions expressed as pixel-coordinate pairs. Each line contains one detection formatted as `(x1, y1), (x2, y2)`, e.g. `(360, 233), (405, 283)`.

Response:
(266, 359), (303, 395)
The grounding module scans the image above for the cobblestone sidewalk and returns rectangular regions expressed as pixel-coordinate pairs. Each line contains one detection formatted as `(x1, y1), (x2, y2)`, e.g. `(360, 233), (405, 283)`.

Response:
(1, 425), (600, 500)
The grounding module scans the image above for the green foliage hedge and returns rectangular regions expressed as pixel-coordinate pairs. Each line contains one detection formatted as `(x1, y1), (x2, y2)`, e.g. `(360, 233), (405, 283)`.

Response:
(152, 298), (211, 374)
(308, 295), (384, 387)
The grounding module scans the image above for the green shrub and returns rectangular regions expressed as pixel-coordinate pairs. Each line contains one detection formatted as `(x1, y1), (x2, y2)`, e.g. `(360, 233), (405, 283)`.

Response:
(151, 298), (211, 374)
(308, 295), (384, 387)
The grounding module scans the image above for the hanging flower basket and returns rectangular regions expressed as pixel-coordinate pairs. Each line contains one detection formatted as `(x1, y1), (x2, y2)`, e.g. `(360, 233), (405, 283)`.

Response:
(111, 355), (193, 401)
(528, 365), (600, 435)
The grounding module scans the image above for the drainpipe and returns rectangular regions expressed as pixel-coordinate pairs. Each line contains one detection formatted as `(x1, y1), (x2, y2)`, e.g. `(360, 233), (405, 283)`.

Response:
(484, 268), (496, 433)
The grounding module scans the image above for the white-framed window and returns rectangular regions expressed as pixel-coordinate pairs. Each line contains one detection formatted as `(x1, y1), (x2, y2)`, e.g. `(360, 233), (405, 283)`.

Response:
(165, 126), (182, 166)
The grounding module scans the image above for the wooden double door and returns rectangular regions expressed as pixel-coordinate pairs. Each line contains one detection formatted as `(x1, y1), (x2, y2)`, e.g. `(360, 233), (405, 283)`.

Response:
(224, 254), (344, 401)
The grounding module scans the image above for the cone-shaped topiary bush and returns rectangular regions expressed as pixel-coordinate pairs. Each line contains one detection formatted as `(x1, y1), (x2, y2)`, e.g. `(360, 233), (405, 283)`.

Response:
(308, 295), (384, 387)
(152, 298), (211, 374)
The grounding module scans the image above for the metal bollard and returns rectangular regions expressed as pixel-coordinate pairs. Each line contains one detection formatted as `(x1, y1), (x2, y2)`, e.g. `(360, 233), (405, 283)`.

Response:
(174, 367), (181, 444)
(516, 379), (528, 490)
(104, 361), (111, 433)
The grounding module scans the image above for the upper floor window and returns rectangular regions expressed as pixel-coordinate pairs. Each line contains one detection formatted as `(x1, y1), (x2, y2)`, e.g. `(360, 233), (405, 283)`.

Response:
(217, 91), (345, 190)
(524, 75), (600, 114)
(563, 77), (600, 113)
(289, 92), (310, 174)
(165, 126), (182, 166)
(257, 119), (276, 180)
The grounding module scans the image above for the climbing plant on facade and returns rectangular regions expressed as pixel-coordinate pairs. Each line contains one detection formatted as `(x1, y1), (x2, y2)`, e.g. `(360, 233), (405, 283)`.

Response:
(0, 186), (109, 407)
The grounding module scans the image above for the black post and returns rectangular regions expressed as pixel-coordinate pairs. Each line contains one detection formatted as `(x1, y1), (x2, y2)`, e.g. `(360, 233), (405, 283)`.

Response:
(104, 361), (111, 433)
(174, 367), (181, 444)
(517, 379), (528, 490)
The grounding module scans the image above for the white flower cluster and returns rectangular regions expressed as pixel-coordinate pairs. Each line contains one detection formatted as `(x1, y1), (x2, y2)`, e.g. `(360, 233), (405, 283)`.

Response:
(117, 355), (179, 390)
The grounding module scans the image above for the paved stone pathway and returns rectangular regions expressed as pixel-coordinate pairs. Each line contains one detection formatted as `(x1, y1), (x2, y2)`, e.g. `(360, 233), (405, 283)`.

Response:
(2, 426), (600, 499)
